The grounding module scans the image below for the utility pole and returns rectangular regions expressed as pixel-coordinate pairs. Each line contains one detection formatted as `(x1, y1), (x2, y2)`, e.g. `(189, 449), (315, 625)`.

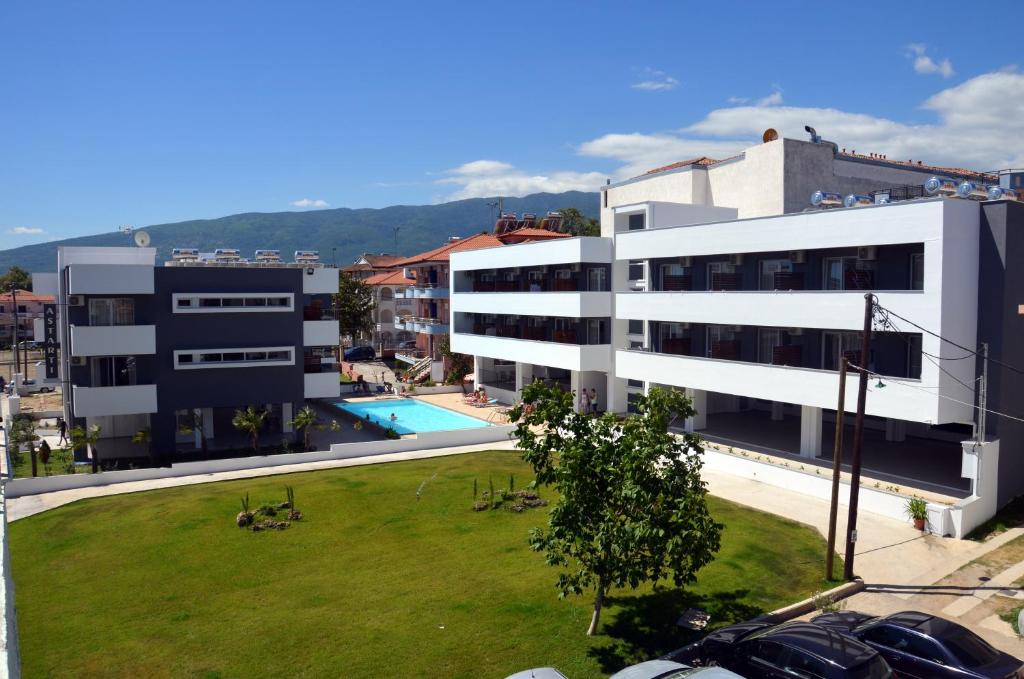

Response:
(844, 293), (875, 581)
(9, 285), (20, 385)
(826, 357), (847, 581)
(978, 342), (989, 442)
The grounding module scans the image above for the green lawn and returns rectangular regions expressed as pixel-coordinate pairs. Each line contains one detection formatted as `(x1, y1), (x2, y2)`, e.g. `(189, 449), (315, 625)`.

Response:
(9, 450), (836, 679)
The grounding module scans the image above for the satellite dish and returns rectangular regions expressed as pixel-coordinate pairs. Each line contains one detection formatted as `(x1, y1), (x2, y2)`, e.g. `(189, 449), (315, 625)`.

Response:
(134, 231), (151, 247)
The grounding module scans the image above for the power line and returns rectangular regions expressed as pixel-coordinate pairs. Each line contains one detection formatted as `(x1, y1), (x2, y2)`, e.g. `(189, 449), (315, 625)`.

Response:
(849, 362), (1024, 425)
(876, 304), (1024, 376)
(873, 308), (978, 394)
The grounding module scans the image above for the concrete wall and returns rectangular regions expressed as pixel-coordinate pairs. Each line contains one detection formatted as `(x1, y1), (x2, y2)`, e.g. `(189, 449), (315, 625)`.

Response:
(0, 485), (21, 678)
(6, 425), (516, 498)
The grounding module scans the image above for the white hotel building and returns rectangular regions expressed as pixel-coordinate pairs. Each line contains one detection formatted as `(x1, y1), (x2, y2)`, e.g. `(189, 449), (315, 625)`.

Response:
(450, 134), (1024, 537)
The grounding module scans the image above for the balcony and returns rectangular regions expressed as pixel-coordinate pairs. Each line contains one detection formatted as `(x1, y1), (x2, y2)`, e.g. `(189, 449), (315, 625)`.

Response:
(409, 286), (449, 299)
(451, 332), (610, 372)
(452, 291), (611, 318)
(615, 290), (929, 332)
(70, 324), (156, 357)
(414, 318), (449, 335)
(67, 264), (154, 294)
(614, 349), (967, 425)
(303, 320), (339, 347)
(72, 384), (158, 417)
(661, 274), (692, 291)
(304, 372), (341, 399)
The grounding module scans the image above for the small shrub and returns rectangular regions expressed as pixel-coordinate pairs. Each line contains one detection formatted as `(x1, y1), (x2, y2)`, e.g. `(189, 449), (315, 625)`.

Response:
(905, 497), (928, 522)
(812, 590), (847, 613)
(472, 501), (489, 512)
(257, 504), (277, 517)
(384, 427), (400, 440)
(353, 420), (364, 431)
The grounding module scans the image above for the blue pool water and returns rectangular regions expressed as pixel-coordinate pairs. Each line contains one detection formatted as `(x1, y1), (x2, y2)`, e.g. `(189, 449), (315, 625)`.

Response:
(333, 399), (490, 435)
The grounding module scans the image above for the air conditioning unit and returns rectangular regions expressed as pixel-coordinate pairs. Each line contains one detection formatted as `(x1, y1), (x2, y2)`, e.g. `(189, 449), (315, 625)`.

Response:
(731, 325), (744, 332)
(857, 246), (877, 261)
(679, 256), (693, 267)
(728, 254), (744, 266)
(71, 356), (86, 366)
(680, 322), (692, 330)
(788, 327), (804, 336)
(570, 263), (581, 272)
(67, 295), (84, 307)
(789, 250), (806, 264)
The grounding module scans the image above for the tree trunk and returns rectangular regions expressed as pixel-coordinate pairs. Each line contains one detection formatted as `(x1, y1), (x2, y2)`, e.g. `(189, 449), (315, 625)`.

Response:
(587, 580), (605, 636)
(30, 446), (37, 477)
(89, 443), (98, 474)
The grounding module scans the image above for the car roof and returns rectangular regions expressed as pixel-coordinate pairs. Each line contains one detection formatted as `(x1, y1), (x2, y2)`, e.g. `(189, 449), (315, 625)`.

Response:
(752, 622), (878, 667)
(503, 668), (569, 679)
(609, 659), (689, 679)
(878, 611), (958, 637)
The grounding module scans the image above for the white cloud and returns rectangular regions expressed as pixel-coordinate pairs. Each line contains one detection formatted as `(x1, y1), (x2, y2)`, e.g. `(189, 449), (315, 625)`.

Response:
(437, 161), (605, 200)
(437, 69), (1024, 200)
(727, 96), (749, 105)
(907, 43), (954, 78)
(631, 69), (679, 92)
(7, 227), (44, 235)
(289, 198), (330, 208)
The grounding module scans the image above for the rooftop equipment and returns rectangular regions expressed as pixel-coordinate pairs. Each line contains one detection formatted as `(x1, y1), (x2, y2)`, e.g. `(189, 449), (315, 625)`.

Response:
(293, 250), (320, 264)
(171, 248), (200, 261)
(254, 249), (282, 262)
(539, 211), (564, 232)
(924, 176), (959, 196)
(987, 186), (1021, 202)
(956, 181), (990, 201)
(843, 194), (873, 208)
(213, 248), (242, 261)
(810, 190), (843, 208)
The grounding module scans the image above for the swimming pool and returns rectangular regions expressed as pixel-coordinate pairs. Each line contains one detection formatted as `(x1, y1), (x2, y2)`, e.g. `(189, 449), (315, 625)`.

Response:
(333, 399), (490, 435)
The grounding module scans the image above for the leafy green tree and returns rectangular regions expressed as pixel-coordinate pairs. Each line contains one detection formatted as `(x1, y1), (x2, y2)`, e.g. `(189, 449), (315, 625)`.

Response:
(9, 415), (39, 476)
(0, 266), (32, 291)
(290, 405), (318, 451)
(510, 383), (722, 636)
(557, 207), (600, 237)
(131, 427), (153, 462)
(71, 424), (102, 474)
(232, 406), (268, 453)
(437, 334), (472, 386)
(334, 272), (376, 346)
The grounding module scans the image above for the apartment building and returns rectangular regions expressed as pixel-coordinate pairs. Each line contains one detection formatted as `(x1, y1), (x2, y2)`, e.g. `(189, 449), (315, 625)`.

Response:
(44, 246), (340, 463)
(363, 268), (416, 350)
(342, 253), (405, 281)
(450, 132), (1024, 534)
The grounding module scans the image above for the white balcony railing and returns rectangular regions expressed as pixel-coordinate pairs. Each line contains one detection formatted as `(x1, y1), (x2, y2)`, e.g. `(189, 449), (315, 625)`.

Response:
(304, 372), (341, 399)
(70, 325), (156, 357)
(303, 320), (339, 347)
(72, 384), (158, 417)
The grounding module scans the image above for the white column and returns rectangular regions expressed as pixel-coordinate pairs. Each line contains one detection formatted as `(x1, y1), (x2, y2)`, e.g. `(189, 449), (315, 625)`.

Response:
(473, 355), (482, 390)
(282, 402), (293, 433)
(771, 401), (785, 421)
(685, 388), (707, 432)
(515, 362), (525, 397)
(799, 405), (823, 458)
(885, 418), (906, 442)
(203, 407), (214, 440)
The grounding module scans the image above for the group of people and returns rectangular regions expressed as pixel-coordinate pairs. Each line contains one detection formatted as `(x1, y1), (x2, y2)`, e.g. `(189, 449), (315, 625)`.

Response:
(463, 387), (490, 405)
(575, 387), (599, 415)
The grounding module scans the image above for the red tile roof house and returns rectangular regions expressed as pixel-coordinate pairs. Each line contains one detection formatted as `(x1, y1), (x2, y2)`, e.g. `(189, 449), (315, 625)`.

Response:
(362, 268), (416, 352)
(0, 289), (54, 347)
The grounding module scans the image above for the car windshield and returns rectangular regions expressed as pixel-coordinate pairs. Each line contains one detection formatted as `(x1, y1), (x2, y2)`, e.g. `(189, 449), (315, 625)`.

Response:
(943, 628), (1001, 667)
(847, 655), (892, 679)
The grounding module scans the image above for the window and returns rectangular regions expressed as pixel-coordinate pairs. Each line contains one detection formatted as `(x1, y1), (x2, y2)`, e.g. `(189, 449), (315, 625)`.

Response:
(17, 305), (27, 313)
(943, 627), (1000, 668)
(628, 319), (643, 335)
(823, 331), (862, 371)
(88, 298), (134, 326)
(867, 627), (947, 666)
(628, 260), (644, 281)
(380, 309), (394, 323)
(173, 293), (294, 313)
(89, 356), (137, 387)
(555, 269), (572, 279)
(379, 287), (394, 301)
(907, 335), (922, 379)
(627, 379), (643, 388)
(628, 213), (645, 231)
(910, 252), (925, 290)
(824, 256), (874, 291)
(174, 346), (294, 369)
(758, 328), (782, 364)
(707, 262), (736, 291)
(586, 319), (606, 344)
(759, 259), (793, 290)
(587, 267), (607, 291)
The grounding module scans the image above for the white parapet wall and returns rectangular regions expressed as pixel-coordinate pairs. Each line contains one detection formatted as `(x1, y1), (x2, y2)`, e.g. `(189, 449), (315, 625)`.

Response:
(0, 484), (22, 678)
(5, 425), (516, 498)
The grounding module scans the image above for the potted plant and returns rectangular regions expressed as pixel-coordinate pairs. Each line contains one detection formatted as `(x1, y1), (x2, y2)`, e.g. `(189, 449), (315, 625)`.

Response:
(905, 497), (928, 531)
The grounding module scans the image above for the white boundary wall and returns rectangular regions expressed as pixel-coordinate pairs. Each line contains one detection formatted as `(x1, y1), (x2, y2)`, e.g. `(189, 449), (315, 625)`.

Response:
(6, 425), (516, 498)
(0, 485), (21, 678)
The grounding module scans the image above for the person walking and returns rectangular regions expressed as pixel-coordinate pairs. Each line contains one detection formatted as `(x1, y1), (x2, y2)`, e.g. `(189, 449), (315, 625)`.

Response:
(57, 417), (68, 446)
(579, 388), (590, 414)
(589, 387), (598, 415)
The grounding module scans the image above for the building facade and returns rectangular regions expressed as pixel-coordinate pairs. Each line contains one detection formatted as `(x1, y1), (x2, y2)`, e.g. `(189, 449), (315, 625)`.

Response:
(50, 247), (340, 462)
(450, 133), (1023, 536)
(363, 268), (416, 351)
(0, 289), (53, 348)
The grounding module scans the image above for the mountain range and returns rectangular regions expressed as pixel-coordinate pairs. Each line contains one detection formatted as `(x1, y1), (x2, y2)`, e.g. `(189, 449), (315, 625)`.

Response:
(0, 191), (599, 273)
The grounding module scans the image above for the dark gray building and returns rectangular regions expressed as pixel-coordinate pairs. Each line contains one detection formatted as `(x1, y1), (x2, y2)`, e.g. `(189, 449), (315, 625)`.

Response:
(54, 246), (340, 464)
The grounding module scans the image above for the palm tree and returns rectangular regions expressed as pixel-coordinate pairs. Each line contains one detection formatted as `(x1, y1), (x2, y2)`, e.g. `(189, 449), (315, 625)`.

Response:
(290, 406), (317, 451)
(232, 406), (268, 453)
(71, 424), (102, 473)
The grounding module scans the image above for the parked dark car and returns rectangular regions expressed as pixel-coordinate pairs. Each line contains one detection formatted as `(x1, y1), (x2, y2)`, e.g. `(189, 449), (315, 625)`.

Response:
(668, 620), (893, 679)
(343, 345), (376, 362)
(813, 610), (1024, 679)
(397, 340), (417, 350)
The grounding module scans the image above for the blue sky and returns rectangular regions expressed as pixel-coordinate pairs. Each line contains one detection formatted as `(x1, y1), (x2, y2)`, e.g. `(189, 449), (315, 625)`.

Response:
(2, 1), (1022, 246)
